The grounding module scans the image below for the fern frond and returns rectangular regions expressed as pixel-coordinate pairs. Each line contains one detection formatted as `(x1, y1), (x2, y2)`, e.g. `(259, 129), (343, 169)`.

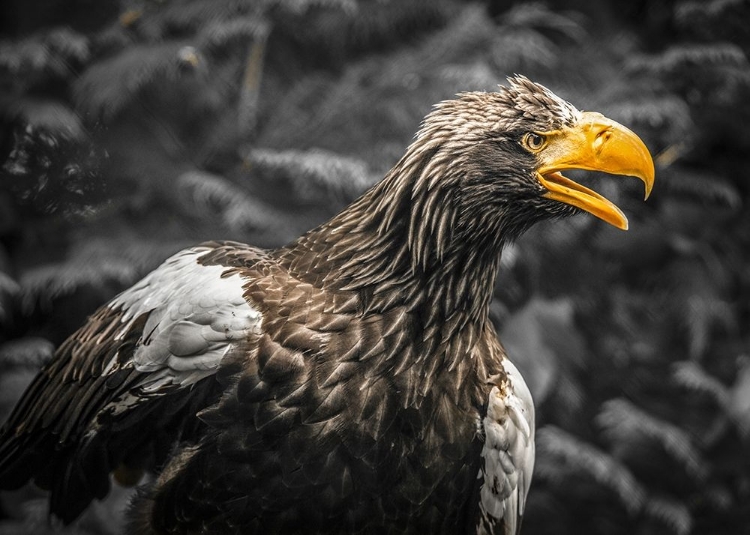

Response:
(306, 3), (488, 133)
(246, 148), (377, 203)
(260, 4), (493, 154)
(555, 373), (585, 414)
(597, 398), (709, 483)
(501, 2), (586, 43)
(659, 256), (735, 361)
(704, 484), (733, 510)
(144, 0), (244, 36)
(198, 16), (269, 50)
(0, 338), (55, 368)
(645, 495), (693, 535)
(710, 63), (750, 102)
(491, 28), (558, 72)
(380, 4), (494, 80)
(73, 42), (206, 120)
(149, 0), (354, 41)
(20, 259), (138, 314)
(43, 27), (90, 65)
(672, 361), (731, 407)
(18, 237), (189, 314)
(67, 238), (188, 277)
(304, 0), (451, 57)
(536, 425), (645, 514)
(627, 43), (748, 75)
(0, 27), (89, 84)
(438, 62), (499, 93)
(676, 0), (748, 37)
(257, 72), (332, 148)
(677, 0), (745, 20)
(0, 271), (20, 298)
(0, 98), (84, 140)
(660, 166), (741, 209)
(684, 294), (735, 360)
(491, 3), (586, 73)
(276, 0), (358, 16)
(339, 4), (492, 97)
(603, 95), (693, 147)
(177, 170), (278, 231)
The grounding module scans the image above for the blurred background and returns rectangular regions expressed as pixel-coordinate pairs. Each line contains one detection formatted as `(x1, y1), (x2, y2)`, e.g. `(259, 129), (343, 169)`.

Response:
(1, 0), (749, 533)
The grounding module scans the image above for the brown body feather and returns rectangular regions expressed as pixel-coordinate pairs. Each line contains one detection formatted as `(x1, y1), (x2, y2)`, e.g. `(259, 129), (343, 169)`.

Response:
(123, 240), (509, 533)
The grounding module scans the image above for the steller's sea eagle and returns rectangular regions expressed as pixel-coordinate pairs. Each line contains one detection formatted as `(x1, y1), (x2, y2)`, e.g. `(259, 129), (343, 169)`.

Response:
(0, 76), (654, 534)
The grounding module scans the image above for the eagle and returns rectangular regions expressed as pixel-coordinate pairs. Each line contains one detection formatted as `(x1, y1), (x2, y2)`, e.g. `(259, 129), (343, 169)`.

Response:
(0, 76), (654, 534)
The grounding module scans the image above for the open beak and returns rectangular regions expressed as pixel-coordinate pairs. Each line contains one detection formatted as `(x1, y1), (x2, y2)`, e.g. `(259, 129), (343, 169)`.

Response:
(537, 111), (655, 230)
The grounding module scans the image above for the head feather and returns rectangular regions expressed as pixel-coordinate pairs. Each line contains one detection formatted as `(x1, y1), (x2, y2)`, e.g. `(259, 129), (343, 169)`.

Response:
(499, 75), (581, 129)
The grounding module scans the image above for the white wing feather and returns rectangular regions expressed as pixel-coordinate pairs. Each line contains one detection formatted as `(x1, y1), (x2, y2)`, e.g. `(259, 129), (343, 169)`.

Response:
(478, 357), (535, 535)
(105, 246), (262, 404)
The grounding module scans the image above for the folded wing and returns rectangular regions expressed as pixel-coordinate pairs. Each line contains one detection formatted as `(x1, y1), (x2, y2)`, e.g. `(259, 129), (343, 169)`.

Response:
(0, 243), (263, 523)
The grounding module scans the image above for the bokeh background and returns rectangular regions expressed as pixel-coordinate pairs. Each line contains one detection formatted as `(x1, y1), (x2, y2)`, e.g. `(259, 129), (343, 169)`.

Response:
(1, 0), (749, 534)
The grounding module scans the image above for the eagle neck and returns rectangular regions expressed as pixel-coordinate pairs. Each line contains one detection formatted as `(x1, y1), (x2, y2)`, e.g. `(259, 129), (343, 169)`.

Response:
(277, 147), (508, 333)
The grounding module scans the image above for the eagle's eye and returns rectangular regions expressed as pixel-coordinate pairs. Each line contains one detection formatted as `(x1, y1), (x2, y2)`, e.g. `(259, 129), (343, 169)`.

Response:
(522, 132), (547, 152)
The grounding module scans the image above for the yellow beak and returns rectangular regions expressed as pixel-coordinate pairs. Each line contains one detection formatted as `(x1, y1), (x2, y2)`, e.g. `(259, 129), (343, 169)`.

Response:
(537, 111), (655, 230)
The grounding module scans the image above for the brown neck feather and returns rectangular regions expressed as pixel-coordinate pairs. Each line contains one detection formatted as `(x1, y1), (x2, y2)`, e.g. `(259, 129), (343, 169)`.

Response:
(275, 144), (506, 333)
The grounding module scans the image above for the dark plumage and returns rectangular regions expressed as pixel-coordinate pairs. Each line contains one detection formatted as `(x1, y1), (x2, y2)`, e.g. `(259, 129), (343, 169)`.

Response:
(0, 77), (654, 534)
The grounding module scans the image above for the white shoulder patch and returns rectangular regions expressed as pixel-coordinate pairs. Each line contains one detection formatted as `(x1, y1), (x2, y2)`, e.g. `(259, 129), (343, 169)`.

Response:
(477, 357), (535, 535)
(107, 246), (262, 396)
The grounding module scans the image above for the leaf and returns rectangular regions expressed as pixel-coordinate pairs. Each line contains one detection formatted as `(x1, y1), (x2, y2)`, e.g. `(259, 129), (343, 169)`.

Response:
(597, 398), (709, 483)
(198, 16), (270, 50)
(136, 0), (250, 38)
(627, 43), (748, 76)
(176, 169), (281, 231)
(685, 294), (736, 361)
(0, 338), (55, 368)
(490, 2), (585, 73)
(500, 3), (585, 43)
(645, 495), (693, 535)
(592, 217), (672, 270)
(73, 42), (207, 121)
(661, 257), (736, 360)
(672, 361), (730, 408)
(675, 0), (749, 40)
(246, 148), (377, 203)
(499, 297), (586, 404)
(0, 27), (89, 82)
(276, 0), (359, 16)
(603, 94), (693, 148)
(18, 238), (186, 314)
(259, 4), (495, 155)
(536, 425), (646, 515)
(672, 360), (750, 441)
(491, 28), (559, 72)
(659, 166), (742, 209)
(438, 61), (499, 93)
(19, 260), (137, 314)
(0, 98), (85, 140)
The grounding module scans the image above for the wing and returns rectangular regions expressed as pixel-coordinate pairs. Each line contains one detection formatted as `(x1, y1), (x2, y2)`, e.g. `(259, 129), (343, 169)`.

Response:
(477, 357), (535, 535)
(0, 242), (263, 523)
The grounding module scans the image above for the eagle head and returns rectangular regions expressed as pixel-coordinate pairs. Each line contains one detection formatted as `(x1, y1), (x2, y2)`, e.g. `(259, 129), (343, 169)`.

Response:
(402, 75), (655, 251)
